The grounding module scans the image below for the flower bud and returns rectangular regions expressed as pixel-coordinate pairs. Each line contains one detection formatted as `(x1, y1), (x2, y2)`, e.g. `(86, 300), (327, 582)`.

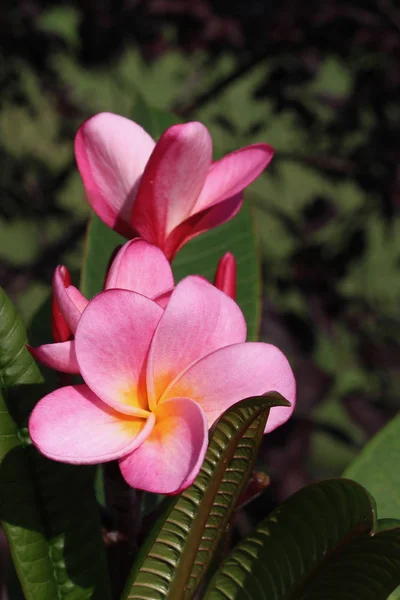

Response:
(214, 252), (236, 300)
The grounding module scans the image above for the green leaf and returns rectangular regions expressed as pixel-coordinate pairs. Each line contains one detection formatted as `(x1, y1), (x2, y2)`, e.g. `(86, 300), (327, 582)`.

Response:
(80, 212), (124, 298)
(122, 393), (290, 600)
(172, 207), (261, 340)
(344, 413), (400, 520)
(0, 287), (111, 600)
(204, 478), (400, 600)
(80, 98), (261, 339)
(297, 524), (400, 600)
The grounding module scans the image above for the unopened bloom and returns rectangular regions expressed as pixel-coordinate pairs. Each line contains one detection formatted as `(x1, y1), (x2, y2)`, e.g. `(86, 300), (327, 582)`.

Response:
(75, 113), (274, 260)
(51, 265), (73, 342)
(29, 277), (295, 495)
(214, 252), (236, 300)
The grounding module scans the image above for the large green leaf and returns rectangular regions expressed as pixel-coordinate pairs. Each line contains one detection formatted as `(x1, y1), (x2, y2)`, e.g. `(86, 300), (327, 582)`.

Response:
(122, 393), (290, 600)
(0, 287), (111, 600)
(80, 98), (261, 340)
(204, 478), (400, 600)
(344, 413), (400, 520)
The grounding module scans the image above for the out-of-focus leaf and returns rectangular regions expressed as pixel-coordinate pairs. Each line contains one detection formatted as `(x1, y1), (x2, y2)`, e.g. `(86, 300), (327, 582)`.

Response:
(344, 413), (400, 520)
(122, 393), (290, 600)
(0, 286), (111, 600)
(205, 479), (400, 600)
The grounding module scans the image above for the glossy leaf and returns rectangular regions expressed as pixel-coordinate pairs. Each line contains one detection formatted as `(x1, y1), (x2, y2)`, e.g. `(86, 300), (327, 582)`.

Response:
(80, 98), (261, 340)
(344, 413), (400, 520)
(122, 393), (290, 600)
(204, 478), (400, 600)
(0, 287), (111, 600)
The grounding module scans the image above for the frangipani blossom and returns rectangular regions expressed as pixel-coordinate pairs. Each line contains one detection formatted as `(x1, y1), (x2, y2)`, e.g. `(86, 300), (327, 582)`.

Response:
(75, 113), (274, 260)
(29, 240), (238, 374)
(29, 277), (296, 495)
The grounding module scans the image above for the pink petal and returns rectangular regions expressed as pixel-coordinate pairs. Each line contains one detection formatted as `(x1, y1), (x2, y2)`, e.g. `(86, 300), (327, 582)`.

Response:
(53, 266), (88, 334)
(194, 143), (274, 212)
(153, 287), (174, 309)
(105, 239), (174, 299)
(75, 113), (155, 237)
(164, 194), (242, 261)
(214, 252), (236, 300)
(161, 342), (296, 433)
(51, 266), (72, 342)
(27, 341), (80, 374)
(130, 122), (212, 245)
(146, 276), (246, 409)
(75, 289), (163, 416)
(119, 397), (208, 494)
(29, 384), (154, 464)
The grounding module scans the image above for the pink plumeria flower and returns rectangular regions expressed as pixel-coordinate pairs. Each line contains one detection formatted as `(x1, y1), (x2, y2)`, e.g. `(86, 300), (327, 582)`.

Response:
(29, 277), (296, 495)
(30, 240), (236, 373)
(28, 239), (174, 374)
(75, 113), (274, 261)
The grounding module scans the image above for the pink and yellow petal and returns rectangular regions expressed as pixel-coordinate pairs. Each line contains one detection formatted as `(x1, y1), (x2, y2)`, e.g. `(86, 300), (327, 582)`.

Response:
(29, 385), (155, 464)
(119, 397), (208, 494)
(161, 342), (296, 433)
(146, 276), (246, 409)
(75, 289), (162, 416)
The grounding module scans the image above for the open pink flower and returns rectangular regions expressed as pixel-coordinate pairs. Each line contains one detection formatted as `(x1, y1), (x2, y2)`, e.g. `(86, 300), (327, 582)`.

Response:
(28, 239), (174, 374)
(29, 239), (237, 374)
(75, 113), (274, 260)
(29, 277), (295, 495)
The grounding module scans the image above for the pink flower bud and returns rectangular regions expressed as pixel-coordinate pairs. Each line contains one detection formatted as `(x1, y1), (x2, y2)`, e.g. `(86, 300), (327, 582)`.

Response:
(214, 252), (236, 300)
(51, 266), (72, 342)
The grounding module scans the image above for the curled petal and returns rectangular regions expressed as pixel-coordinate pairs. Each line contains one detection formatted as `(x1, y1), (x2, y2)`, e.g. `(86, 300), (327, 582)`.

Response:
(53, 266), (88, 334)
(194, 143), (274, 212)
(147, 276), (246, 409)
(119, 397), (208, 494)
(164, 194), (242, 261)
(75, 112), (155, 237)
(27, 341), (80, 374)
(131, 122), (212, 245)
(105, 239), (174, 298)
(214, 252), (236, 300)
(29, 385), (154, 464)
(75, 289), (163, 416)
(162, 342), (296, 433)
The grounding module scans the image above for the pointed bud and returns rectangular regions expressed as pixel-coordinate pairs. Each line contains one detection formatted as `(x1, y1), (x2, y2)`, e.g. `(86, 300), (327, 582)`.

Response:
(214, 252), (236, 300)
(51, 266), (72, 342)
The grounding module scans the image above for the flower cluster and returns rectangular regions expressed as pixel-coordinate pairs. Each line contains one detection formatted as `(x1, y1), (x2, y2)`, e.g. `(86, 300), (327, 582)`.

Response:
(28, 113), (296, 494)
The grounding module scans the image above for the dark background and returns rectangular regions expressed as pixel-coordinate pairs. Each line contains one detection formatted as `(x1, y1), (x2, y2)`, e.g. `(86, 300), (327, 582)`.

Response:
(1, 0), (400, 575)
